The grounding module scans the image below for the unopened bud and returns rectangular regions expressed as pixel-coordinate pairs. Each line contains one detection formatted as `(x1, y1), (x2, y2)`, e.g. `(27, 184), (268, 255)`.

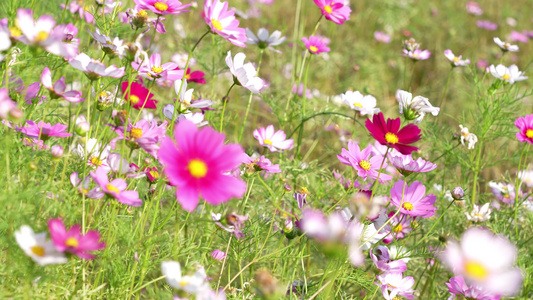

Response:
(211, 249), (226, 261)
(50, 145), (64, 159)
(451, 187), (465, 200)
(283, 184), (292, 192)
(29, 162), (37, 171)
(75, 121), (90, 135)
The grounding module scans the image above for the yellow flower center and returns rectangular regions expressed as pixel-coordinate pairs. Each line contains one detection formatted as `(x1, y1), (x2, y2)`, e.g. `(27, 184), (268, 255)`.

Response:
(35, 31), (49, 42)
(211, 19), (223, 31)
(309, 46), (318, 53)
(81, 188), (89, 194)
(99, 91), (108, 98)
(385, 132), (399, 144)
(188, 159), (208, 178)
(453, 56), (459, 62)
(502, 74), (511, 81)
(9, 26), (22, 37)
(394, 224), (403, 233)
(324, 5), (333, 14)
(184, 73), (191, 79)
(149, 170), (159, 179)
(129, 95), (140, 104)
(352, 102), (363, 108)
(90, 156), (102, 167)
(151, 66), (163, 74)
(504, 43), (510, 49)
(137, 9), (148, 17)
(65, 237), (79, 248)
(106, 184), (121, 194)
(130, 128), (143, 139)
(300, 187), (310, 195)
(359, 160), (372, 171)
(402, 202), (414, 211)
(263, 139), (273, 145)
(154, 2), (169, 11)
(179, 279), (189, 286)
(526, 129), (533, 138)
(465, 261), (488, 280)
(31, 245), (45, 257)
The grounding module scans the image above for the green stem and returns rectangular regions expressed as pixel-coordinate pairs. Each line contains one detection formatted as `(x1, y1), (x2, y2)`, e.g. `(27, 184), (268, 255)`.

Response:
(414, 200), (455, 247)
(438, 68), (453, 111)
(238, 49), (264, 143)
(470, 141), (483, 205)
(218, 83), (236, 132)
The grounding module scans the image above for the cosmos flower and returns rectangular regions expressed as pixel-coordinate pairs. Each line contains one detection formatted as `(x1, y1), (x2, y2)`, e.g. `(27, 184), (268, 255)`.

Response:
(488, 181), (517, 206)
(88, 28), (126, 57)
(161, 261), (207, 293)
(158, 120), (247, 212)
(440, 227), (523, 296)
(387, 152), (437, 176)
(173, 79), (214, 110)
(383, 212), (413, 244)
(446, 275), (502, 300)
(518, 170), (533, 188)
(180, 67), (206, 84)
(90, 167), (142, 207)
(14, 225), (67, 266)
(476, 20), (498, 31)
(313, 0), (351, 25)
(396, 90), (439, 123)
(374, 31), (391, 43)
(20, 120), (72, 141)
(337, 141), (392, 183)
(403, 49), (431, 60)
(375, 272), (416, 300)
(253, 125), (294, 152)
(48, 218), (105, 259)
(302, 35), (330, 54)
(121, 81), (157, 110)
(365, 112), (421, 155)
(204, 0), (247, 47)
(465, 203), (492, 222)
(212, 212), (248, 239)
(0, 18), (12, 54)
(62, 1), (95, 23)
(0, 88), (16, 119)
(242, 153), (281, 177)
(489, 64), (527, 84)
(509, 31), (529, 43)
(132, 53), (181, 81)
(390, 180), (437, 218)
(211, 249), (226, 261)
(110, 119), (167, 159)
(41, 67), (84, 103)
(69, 53), (125, 80)
(246, 28), (286, 52)
(134, 0), (191, 15)
(459, 125), (478, 150)
(444, 49), (471, 67)
(370, 246), (407, 274)
(341, 90), (380, 116)
(493, 37), (519, 52)
(466, 1), (483, 15)
(514, 114), (533, 144)
(225, 51), (265, 94)
(70, 172), (104, 199)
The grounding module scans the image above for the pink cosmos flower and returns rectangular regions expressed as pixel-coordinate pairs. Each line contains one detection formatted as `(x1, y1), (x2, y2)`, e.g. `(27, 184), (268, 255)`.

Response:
(390, 180), (437, 218)
(203, 0), (247, 47)
(158, 120), (247, 212)
(20, 120), (72, 141)
(365, 112), (421, 155)
(90, 167), (143, 207)
(313, 0), (351, 25)
(211, 249), (226, 261)
(253, 125), (294, 152)
(383, 212), (412, 244)
(370, 245), (407, 274)
(388, 152), (437, 176)
(337, 141), (392, 183)
(302, 35), (330, 54)
(514, 114), (533, 144)
(374, 31), (391, 43)
(476, 20), (498, 31)
(403, 49), (431, 60)
(181, 68), (206, 84)
(69, 53), (125, 80)
(440, 227), (523, 296)
(509, 31), (529, 43)
(375, 272), (416, 300)
(62, 2), (95, 23)
(466, 1), (483, 15)
(121, 81), (158, 110)
(41, 67), (84, 103)
(131, 53), (181, 81)
(134, 0), (191, 15)
(446, 276), (502, 300)
(110, 119), (167, 159)
(48, 218), (105, 259)
(242, 154), (281, 177)
(212, 212), (248, 239)
(126, 8), (167, 33)
(0, 88), (16, 119)
(70, 172), (104, 199)
(444, 49), (471, 67)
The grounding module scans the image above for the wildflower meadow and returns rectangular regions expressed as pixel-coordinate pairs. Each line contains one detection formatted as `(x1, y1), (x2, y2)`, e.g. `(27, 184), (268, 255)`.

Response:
(2, 0), (533, 299)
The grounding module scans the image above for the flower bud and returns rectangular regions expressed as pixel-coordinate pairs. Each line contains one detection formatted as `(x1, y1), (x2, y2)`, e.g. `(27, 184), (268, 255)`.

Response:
(75, 121), (90, 135)
(211, 249), (226, 261)
(9, 108), (23, 120)
(96, 91), (114, 111)
(50, 145), (64, 160)
(451, 187), (465, 200)
(283, 184), (292, 192)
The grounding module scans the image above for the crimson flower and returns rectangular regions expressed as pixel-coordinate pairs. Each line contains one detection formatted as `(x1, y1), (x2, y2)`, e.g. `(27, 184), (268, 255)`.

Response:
(365, 112), (421, 155)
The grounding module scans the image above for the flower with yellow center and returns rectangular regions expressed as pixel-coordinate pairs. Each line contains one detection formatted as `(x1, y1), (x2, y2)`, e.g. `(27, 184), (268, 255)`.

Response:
(65, 237), (79, 248)
(402, 202), (414, 211)
(151, 66), (163, 74)
(129, 95), (140, 104)
(464, 261), (488, 280)
(184, 73), (191, 80)
(31, 245), (46, 257)
(137, 9), (148, 17)
(359, 160), (372, 171)
(352, 103), (363, 108)
(394, 224), (403, 233)
(90, 156), (103, 167)
(130, 128), (143, 139)
(453, 56), (459, 62)
(309, 46), (318, 53)
(526, 129), (533, 139)
(385, 132), (399, 144)
(211, 19), (223, 31)
(324, 5), (333, 14)
(9, 26), (22, 37)
(188, 159), (208, 178)
(149, 170), (159, 179)
(154, 1), (169, 11)
(263, 139), (273, 145)
(106, 184), (121, 194)
(35, 31), (49, 42)
(502, 74), (511, 81)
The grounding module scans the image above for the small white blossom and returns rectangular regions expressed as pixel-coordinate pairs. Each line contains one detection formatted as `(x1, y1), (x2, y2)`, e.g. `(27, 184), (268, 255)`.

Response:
(396, 90), (439, 123)
(161, 261), (208, 294)
(459, 125), (478, 150)
(246, 28), (286, 52)
(493, 37), (519, 52)
(489, 64), (527, 84)
(341, 91), (380, 116)
(465, 203), (492, 222)
(15, 225), (67, 266)
(225, 51), (265, 94)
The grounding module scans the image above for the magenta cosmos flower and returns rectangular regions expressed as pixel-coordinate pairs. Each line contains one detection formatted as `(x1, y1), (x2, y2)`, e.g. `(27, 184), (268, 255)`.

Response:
(20, 120), (72, 141)
(515, 114), (533, 144)
(121, 81), (157, 110)
(253, 125), (294, 152)
(134, 0), (191, 16)
(302, 35), (330, 54)
(390, 180), (437, 218)
(90, 167), (142, 206)
(41, 67), (84, 103)
(388, 152), (437, 176)
(131, 53), (181, 81)
(110, 119), (167, 159)
(337, 141), (392, 183)
(48, 218), (105, 259)
(313, 0), (351, 25)
(203, 0), (247, 47)
(446, 276), (502, 300)
(365, 112), (421, 155)
(158, 120), (247, 212)
(383, 211), (412, 244)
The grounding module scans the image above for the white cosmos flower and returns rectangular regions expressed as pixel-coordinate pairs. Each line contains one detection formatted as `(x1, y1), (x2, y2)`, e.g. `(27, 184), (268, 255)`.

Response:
(174, 79), (213, 108)
(246, 28), (286, 52)
(465, 203), (491, 222)
(518, 170), (533, 188)
(489, 64), (527, 84)
(161, 261), (208, 294)
(396, 90), (439, 123)
(341, 91), (380, 116)
(443, 49), (470, 67)
(225, 51), (265, 94)
(15, 225), (67, 266)
(177, 111), (209, 127)
(73, 138), (111, 170)
(459, 125), (478, 150)
(493, 37), (519, 52)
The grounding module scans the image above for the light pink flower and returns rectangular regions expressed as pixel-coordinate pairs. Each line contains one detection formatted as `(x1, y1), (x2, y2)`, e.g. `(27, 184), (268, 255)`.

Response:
(70, 172), (104, 199)
(131, 53), (182, 81)
(374, 31), (391, 43)
(466, 1), (483, 15)
(375, 272), (416, 300)
(444, 49), (470, 67)
(337, 141), (392, 182)
(390, 180), (437, 218)
(110, 119), (168, 159)
(41, 67), (84, 103)
(90, 167), (143, 207)
(203, 0), (247, 47)
(383, 212), (412, 244)
(403, 49), (431, 60)
(69, 53), (125, 80)
(446, 275), (502, 300)
(476, 20), (497, 31)
(0, 88), (16, 119)
(313, 0), (351, 25)
(388, 152), (437, 176)
(253, 125), (294, 152)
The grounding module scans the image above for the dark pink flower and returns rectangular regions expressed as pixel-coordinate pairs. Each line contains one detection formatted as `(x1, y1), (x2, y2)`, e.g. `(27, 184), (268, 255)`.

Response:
(21, 120), (72, 141)
(121, 81), (158, 110)
(313, 0), (351, 25)
(134, 0), (191, 16)
(365, 112), (421, 155)
(390, 180), (437, 218)
(302, 35), (330, 54)
(515, 114), (533, 144)
(48, 218), (105, 259)
(446, 276), (502, 300)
